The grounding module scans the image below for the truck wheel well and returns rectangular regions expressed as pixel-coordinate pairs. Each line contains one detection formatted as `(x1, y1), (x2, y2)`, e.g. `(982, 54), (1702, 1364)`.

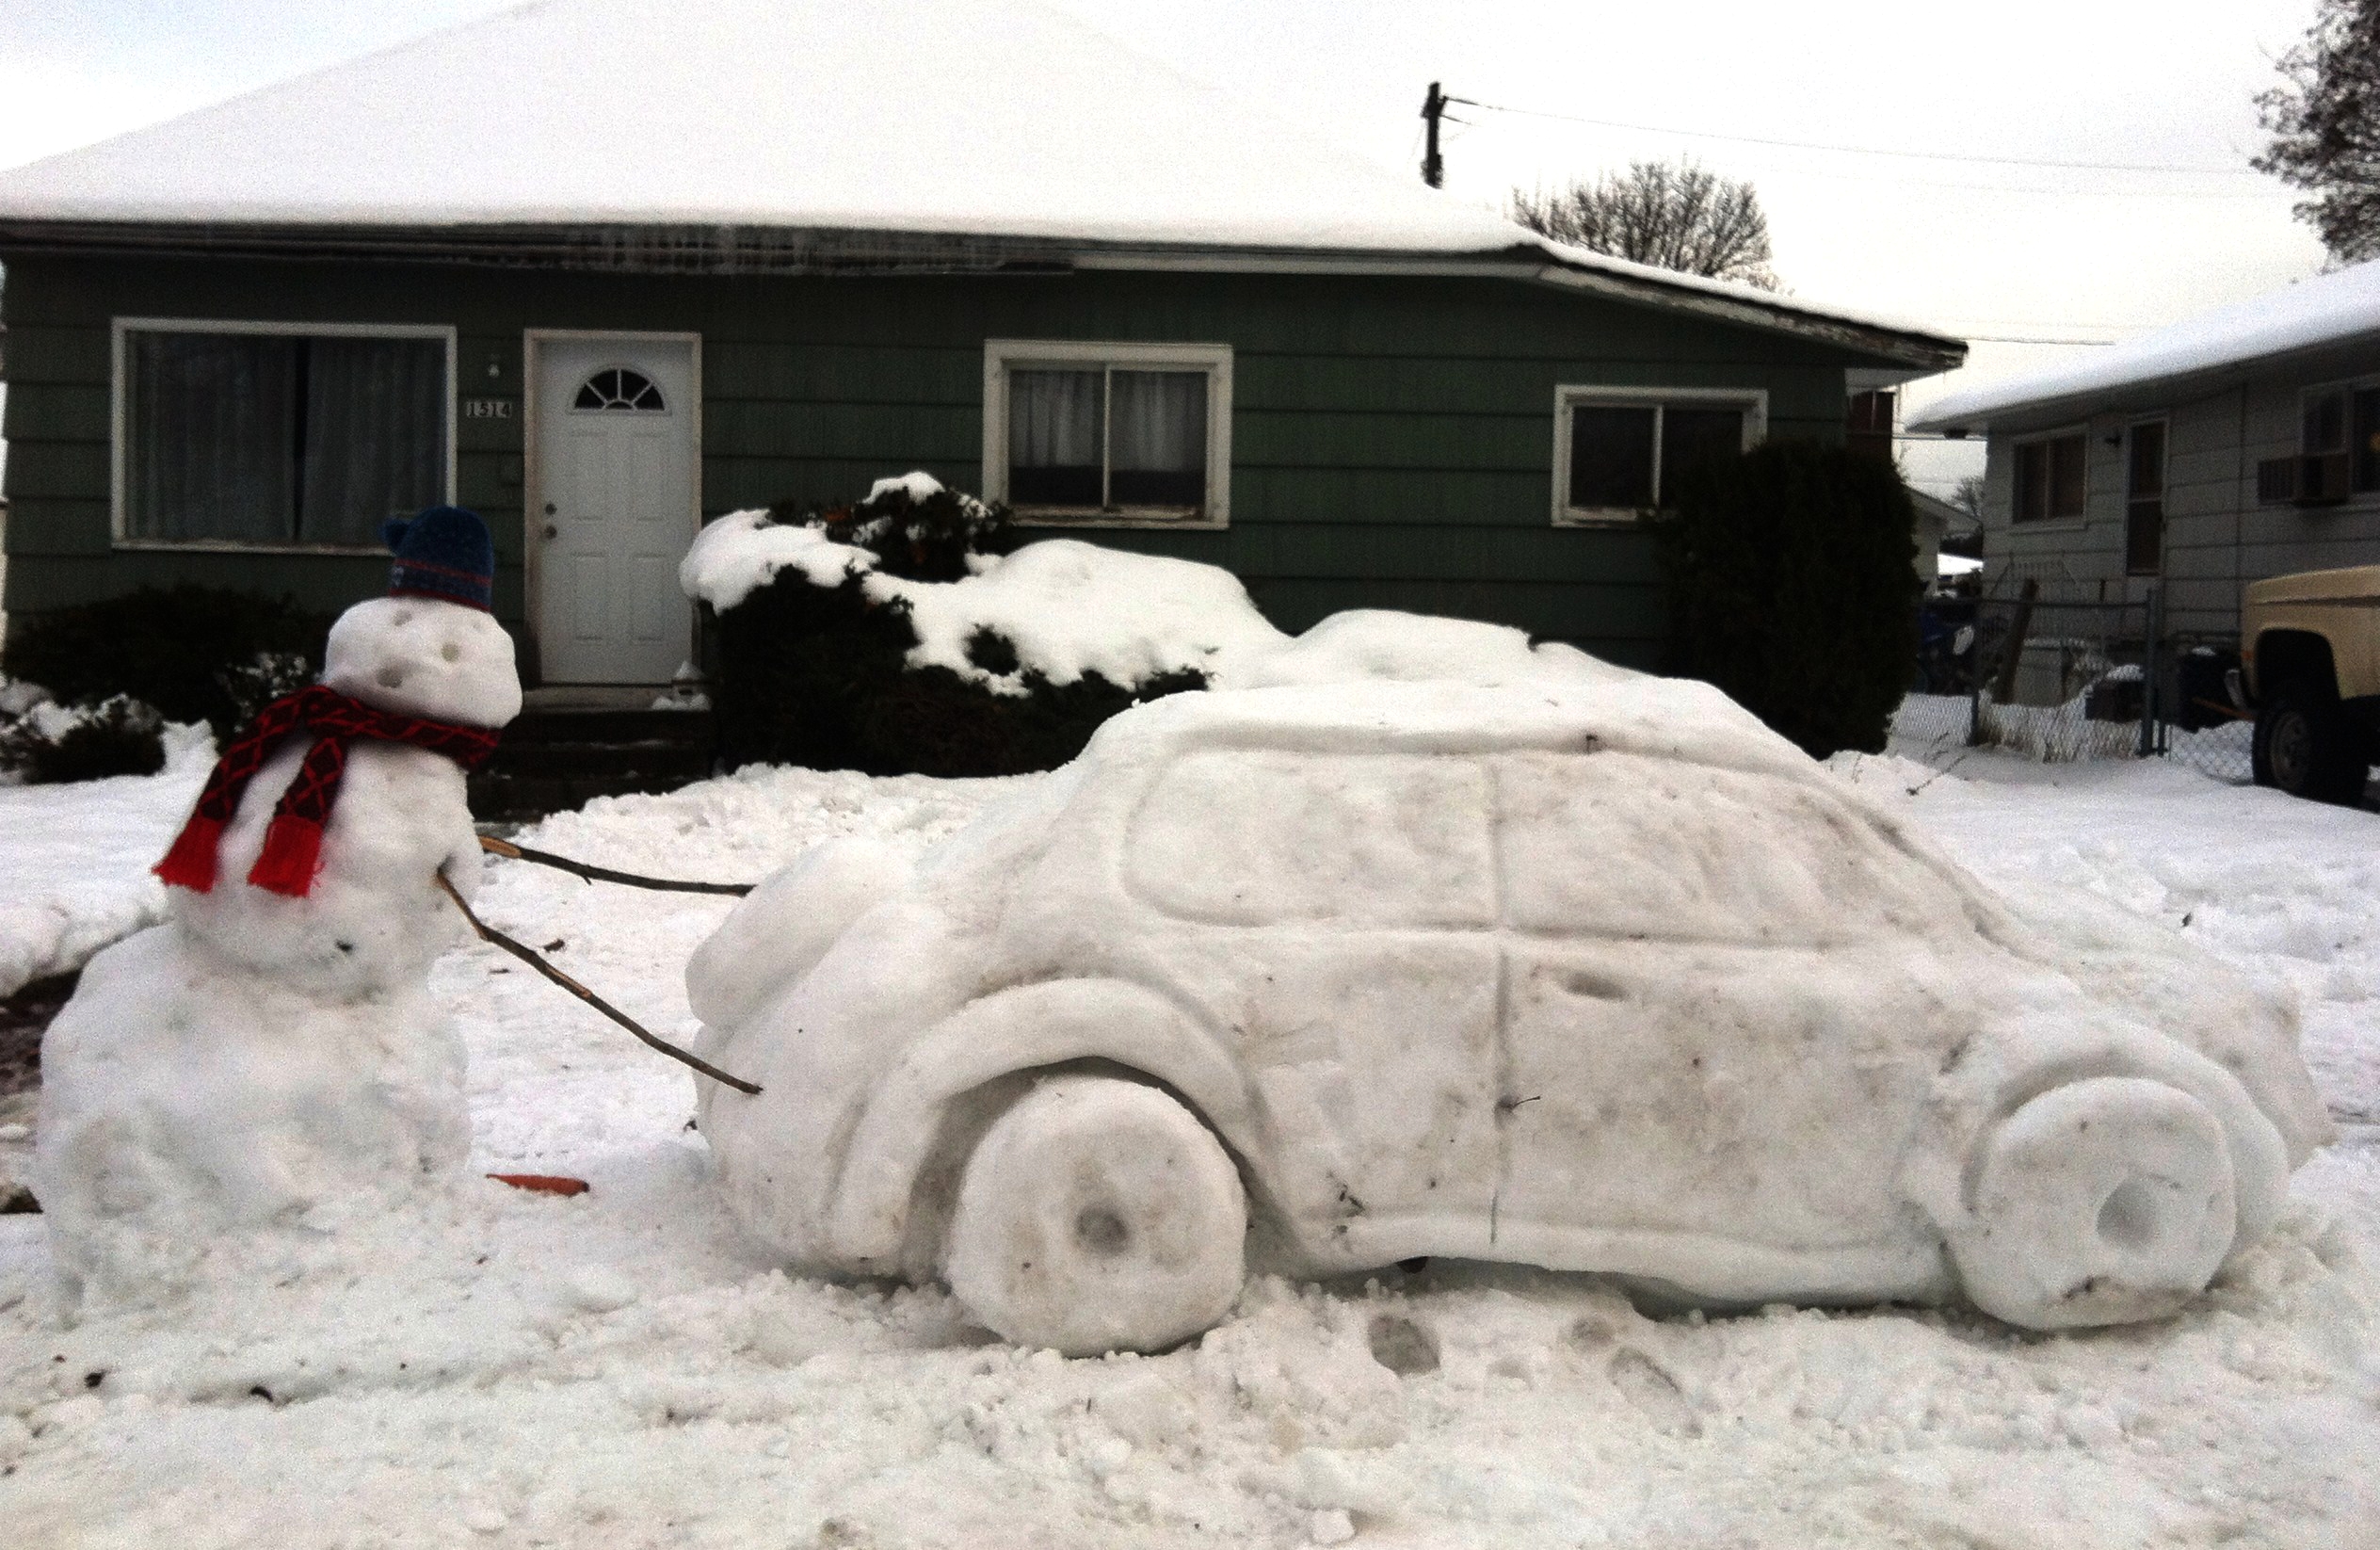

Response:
(2255, 630), (2338, 699)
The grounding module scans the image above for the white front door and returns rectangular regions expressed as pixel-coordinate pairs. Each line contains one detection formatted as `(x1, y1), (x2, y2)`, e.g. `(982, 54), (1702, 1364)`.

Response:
(532, 334), (698, 684)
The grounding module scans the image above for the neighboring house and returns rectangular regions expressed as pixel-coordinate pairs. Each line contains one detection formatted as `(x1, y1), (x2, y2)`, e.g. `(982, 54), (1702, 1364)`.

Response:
(1908, 260), (2380, 642)
(1908, 488), (1979, 583)
(0, 0), (1962, 688)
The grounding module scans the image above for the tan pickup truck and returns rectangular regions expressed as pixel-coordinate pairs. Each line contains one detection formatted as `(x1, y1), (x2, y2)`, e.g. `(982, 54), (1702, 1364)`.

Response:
(2242, 564), (2380, 803)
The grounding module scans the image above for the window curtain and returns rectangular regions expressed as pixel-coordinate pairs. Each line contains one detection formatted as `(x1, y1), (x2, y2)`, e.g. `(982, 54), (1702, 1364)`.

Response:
(1110, 371), (1207, 507)
(124, 333), (297, 542)
(1009, 369), (1103, 506)
(298, 336), (446, 545)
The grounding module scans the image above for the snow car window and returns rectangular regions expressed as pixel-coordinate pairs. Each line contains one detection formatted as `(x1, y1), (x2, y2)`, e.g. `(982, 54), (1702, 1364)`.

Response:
(1493, 752), (1964, 945)
(1126, 751), (1495, 927)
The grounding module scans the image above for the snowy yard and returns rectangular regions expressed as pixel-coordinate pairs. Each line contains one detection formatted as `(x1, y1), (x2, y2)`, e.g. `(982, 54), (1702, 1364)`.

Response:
(2, 738), (2375, 1548)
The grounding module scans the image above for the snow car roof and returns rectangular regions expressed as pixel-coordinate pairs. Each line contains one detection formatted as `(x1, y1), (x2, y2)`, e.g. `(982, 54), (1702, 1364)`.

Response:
(1909, 258), (2380, 434)
(1076, 677), (1819, 783)
(0, 0), (1962, 370)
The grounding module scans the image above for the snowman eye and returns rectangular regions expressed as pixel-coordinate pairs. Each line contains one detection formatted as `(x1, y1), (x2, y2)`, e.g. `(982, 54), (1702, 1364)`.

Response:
(441, 640), (460, 663)
(394, 608), (415, 626)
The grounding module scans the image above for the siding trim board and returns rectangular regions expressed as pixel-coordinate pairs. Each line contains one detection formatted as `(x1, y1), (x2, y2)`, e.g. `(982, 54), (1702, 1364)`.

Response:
(108, 315), (459, 551)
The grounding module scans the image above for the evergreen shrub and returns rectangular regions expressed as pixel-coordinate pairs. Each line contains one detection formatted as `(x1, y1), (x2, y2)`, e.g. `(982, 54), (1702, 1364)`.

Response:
(3, 586), (333, 740)
(713, 483), (1201, 776)
(1652, 441), (1920, 759)
(0, 696), (168, 784)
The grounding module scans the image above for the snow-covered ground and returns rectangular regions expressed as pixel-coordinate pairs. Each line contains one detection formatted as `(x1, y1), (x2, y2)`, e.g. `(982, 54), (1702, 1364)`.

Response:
(2, 738), (2374, 1547)
(0, 722), (210, 998)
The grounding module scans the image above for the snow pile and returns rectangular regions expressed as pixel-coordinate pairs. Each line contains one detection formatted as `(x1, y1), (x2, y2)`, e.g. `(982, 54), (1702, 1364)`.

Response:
(1913, 256), (2380, 430)
(1228, 608), (1637, 691)
(0, 747), (2375, 1543)
(683, 506), (1634, 696)
(34, 595), (522, 1308)
(0, 718), (212, 997)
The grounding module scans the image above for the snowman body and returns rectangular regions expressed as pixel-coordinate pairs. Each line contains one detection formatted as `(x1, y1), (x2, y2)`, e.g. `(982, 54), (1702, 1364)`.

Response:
(37, 596), (520, 1307)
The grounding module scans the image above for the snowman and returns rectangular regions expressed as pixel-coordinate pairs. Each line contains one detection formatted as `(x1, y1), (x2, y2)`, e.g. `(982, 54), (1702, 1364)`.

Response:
(35, 507), (522, 1309)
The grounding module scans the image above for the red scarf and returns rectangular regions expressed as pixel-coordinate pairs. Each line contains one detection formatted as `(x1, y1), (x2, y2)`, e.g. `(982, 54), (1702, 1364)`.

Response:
(155, 685), (502, 898)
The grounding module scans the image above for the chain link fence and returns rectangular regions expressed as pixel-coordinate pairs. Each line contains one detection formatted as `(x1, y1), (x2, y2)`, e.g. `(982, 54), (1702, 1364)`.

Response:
(1899, 573), (2255, 783)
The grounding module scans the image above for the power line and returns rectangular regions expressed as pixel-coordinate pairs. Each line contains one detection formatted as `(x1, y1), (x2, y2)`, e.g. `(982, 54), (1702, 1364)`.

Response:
(1447, 96), (2264, 178)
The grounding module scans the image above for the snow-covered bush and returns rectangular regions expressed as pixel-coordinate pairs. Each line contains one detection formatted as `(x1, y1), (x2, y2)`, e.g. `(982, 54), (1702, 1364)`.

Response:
(0, 691), (167, 784)
(2, 585), (333, 739)
(687, 476), (1238, 776)
(1653, 441), (1921, 759)
(769, 471), (1014, 582)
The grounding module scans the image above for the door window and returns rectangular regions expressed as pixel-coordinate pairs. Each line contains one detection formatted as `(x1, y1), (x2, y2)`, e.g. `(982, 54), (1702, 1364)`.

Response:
(1493, 751), (1969, 945)
(1127, 751), (1495, 928)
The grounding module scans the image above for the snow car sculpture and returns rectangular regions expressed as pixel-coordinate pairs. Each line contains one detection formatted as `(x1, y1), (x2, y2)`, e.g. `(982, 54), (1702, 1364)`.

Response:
(688, 677), (2332, 1355)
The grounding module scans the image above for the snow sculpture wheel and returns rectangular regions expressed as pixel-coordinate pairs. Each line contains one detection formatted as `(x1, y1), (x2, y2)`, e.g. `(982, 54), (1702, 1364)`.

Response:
(943, 1077), (1246, 1355)
(1950, 1077), (2239, 1330)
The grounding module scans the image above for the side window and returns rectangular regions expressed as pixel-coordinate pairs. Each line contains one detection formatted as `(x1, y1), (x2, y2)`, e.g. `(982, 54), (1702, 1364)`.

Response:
(1127, 751), (1495, 928)
(1552, 387), (1765, 524)
(1493, 752), (1969, 945)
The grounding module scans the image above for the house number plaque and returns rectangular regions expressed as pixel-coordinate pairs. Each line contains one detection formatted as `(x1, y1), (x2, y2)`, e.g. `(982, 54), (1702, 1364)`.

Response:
(462, 397), (517, 420)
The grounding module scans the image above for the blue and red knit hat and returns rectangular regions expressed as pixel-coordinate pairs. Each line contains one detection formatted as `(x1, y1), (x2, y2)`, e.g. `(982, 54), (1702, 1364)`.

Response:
(383, 506), (494, 612)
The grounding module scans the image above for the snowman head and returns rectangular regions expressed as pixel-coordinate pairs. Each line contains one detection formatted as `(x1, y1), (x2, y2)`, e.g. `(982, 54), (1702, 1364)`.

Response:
(320, 507), (522, 728)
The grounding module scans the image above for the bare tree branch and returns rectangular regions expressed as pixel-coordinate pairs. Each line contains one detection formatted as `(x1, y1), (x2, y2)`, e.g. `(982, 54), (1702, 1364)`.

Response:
(2254, 0), (2380, 264)
(1511, 157), (1779, 290)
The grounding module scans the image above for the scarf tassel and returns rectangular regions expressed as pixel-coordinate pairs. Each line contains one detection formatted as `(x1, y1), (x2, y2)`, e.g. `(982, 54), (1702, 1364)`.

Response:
(153, 815), (226, 894)
(247, 814), (328, 898)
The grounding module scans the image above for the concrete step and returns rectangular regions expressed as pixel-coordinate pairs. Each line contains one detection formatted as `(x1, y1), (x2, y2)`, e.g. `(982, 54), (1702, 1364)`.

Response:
(491, 738), (713, 779)
(470, 699), (718, 819)
(505, 707), (713, 746)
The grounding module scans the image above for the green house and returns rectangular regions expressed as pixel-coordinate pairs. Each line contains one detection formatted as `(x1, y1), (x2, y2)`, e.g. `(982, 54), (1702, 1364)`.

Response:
(0, 0), (1961, 687)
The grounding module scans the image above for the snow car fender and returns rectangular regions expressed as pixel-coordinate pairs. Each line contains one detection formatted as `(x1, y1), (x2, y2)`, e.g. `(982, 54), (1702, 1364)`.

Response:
(824, 977), (1259, 1268)
(685, 836), (913, 1034)
(1906, 1012), (2292, 1271)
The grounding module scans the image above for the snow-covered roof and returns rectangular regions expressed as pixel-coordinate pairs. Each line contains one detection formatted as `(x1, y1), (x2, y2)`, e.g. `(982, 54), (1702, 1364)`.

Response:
(1910, 259), (2380, 434)
(0, 0), (1960, 369)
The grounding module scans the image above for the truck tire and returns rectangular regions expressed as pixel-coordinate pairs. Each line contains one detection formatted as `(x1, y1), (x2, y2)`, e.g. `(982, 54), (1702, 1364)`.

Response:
(2253, 678), (2367, 804)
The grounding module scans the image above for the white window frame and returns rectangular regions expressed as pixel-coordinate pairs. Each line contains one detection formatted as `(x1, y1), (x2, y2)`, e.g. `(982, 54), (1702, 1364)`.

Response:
(111, 316), (458, 554)
(2299, 376), (2380, 499)
(1552, 385), (1767, 525)
(982, 339), (1232, 529)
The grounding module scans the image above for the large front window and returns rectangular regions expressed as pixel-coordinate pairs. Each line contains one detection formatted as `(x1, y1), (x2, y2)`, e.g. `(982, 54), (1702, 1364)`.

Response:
(116, 321), (453, 548)
(1552, 387), (1763, 523)
(983, 341), (1231, 525)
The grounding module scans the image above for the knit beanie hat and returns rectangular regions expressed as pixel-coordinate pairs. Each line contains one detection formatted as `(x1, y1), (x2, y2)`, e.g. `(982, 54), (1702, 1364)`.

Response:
(383, 506), (495, 612)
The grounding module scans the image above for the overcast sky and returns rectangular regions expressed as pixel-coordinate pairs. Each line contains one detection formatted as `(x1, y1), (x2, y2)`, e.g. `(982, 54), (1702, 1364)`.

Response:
(0, 0), (2336, 498)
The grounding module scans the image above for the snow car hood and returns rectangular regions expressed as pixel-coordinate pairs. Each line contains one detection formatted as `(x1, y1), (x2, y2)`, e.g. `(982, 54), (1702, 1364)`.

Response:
(1990, 882), (2335, 1165)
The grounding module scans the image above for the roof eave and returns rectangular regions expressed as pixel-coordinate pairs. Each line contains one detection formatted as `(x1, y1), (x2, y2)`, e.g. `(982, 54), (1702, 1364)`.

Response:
(0, 217), (1968, 367)
(1909, 326), (2380, 436)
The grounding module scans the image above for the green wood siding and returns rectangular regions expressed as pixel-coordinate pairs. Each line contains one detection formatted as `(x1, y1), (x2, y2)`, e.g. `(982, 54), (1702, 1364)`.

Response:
(3, 255), (1889, 668)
